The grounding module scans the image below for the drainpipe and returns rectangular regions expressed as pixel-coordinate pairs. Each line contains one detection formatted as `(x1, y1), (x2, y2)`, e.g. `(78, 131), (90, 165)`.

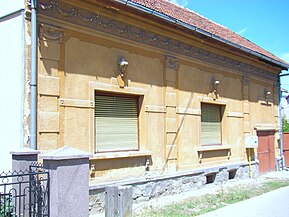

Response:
(279, 74), (288, 169)
(30, 0), (37, 150)
(20, 9), (25, 148)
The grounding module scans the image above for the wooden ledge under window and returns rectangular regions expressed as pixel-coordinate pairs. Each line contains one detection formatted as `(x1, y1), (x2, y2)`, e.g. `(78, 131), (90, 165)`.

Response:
(91, 151), (152, 160)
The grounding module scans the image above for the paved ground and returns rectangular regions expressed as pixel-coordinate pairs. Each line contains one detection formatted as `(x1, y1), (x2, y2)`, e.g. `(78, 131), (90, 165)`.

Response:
(197, 186), (289, 217)
(197, 171), (289, 217)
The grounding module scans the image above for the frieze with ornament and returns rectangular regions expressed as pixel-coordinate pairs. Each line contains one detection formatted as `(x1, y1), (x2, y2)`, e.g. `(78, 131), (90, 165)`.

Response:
(37, 0), (278, 82)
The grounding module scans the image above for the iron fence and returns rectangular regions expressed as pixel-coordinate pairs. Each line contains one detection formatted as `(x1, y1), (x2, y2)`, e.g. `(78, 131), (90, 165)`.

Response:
(0, 163), (49, 217)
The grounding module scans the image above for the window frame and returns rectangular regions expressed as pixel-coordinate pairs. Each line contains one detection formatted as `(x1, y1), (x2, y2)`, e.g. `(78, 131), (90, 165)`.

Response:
(200, 102), (224, 146)
(94, 91), (140, 153)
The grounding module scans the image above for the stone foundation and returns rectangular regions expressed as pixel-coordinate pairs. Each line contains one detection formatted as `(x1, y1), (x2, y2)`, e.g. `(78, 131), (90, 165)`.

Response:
(89, 162), (258, 215)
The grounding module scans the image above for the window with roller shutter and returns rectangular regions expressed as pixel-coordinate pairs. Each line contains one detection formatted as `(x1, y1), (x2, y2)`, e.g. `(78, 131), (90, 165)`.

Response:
(94, 93), (139, 152)
(200, 103), (223, 145)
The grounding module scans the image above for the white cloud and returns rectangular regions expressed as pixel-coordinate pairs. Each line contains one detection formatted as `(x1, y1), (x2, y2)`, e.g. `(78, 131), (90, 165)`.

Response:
(168, 0), (188, 7)
(281, 53), (289, 63)
(236, 27), (248, 36)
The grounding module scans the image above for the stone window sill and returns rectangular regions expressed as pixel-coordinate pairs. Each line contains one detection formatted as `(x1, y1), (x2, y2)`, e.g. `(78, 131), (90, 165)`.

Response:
(91, 150), (151, 160)
(197, 145), (231, 163)
(196, 145), (231, 152)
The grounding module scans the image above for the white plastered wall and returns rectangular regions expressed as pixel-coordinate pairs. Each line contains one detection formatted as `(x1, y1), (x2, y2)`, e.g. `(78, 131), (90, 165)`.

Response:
(0, 1), (25, 172)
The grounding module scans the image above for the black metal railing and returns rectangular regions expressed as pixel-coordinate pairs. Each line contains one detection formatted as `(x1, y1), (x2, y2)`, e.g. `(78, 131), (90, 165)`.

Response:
(0, 163), (49, 217)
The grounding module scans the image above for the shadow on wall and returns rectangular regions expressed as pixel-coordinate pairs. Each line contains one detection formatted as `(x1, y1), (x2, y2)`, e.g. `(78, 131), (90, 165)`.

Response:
(201, 150), (230, 159)
(89, 156), (151, 179)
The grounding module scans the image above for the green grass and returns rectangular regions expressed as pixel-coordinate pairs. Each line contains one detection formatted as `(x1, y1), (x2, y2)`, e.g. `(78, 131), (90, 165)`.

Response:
(135, 180), (289, 217)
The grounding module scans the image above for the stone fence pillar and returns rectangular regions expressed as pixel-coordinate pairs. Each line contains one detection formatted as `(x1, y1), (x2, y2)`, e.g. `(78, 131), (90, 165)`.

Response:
(10, 148), (40, 217)
(41, 146), (92, 217)
(10, 148), (40, 172)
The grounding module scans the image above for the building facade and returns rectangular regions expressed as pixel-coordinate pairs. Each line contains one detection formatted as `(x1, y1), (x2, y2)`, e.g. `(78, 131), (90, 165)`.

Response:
(1, 0), (289, 184)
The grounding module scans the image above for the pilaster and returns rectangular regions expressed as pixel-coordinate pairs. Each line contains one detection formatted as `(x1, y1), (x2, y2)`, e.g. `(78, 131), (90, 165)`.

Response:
(243, 76), (250, 135)
(38, 24), (63, 150)
(165, 56), (178, 172)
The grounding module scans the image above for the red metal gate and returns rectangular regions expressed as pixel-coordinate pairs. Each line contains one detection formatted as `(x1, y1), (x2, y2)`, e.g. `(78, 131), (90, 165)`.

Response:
(282, 133), (289, 168)
(257, 131), (275, 174)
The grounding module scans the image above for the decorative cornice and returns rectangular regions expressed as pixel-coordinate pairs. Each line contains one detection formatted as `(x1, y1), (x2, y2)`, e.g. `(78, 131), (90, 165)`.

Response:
(38, 0), (278, 82)
(39, 24), (63, 43)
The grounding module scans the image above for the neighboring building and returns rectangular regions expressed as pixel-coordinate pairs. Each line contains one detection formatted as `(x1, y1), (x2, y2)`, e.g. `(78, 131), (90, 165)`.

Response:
(0, 1), (26, 172)
(280, 88), (289, 119)
(1, 0), (289, 191)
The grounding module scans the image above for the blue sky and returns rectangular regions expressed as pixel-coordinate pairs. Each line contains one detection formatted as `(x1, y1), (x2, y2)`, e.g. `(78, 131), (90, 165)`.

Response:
(168, 0), (289, 89)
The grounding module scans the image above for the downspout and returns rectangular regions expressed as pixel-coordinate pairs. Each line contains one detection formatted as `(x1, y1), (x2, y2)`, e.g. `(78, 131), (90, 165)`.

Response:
(20, 9), (25, 148)
(30, 0), (37, 149)
(279, 74), (287, 169)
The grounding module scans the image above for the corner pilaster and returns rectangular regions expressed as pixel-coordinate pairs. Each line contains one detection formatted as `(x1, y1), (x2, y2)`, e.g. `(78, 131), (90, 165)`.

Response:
(38, 24), (63, 150)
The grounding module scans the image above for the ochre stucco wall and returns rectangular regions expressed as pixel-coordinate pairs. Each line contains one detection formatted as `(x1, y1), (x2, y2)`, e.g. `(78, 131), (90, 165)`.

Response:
(36, 1), (281, 183)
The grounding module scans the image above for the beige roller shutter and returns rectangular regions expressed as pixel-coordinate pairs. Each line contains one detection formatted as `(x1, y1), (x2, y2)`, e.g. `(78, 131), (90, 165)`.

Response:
(201, 103), (221, 145)
(95, 94), (139, 152)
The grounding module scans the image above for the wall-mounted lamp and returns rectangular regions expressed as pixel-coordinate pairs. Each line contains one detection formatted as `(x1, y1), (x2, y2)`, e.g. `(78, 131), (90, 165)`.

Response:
(118, 58), (128, 77)
(90, 164), (96, 178)
(264, 89), (271, 102)
(211, 78), (220, 99)
(211, 78), (220, 92)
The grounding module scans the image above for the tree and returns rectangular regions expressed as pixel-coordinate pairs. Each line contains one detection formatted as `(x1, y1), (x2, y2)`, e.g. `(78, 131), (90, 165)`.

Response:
(282, 117), (289, 133)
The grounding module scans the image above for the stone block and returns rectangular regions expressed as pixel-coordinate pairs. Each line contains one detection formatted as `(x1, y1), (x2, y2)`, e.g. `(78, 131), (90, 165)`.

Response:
(166, 144), (177, 160)
(89, 189), (105, 215)
(39, 111), (59, 133)
(39, 75), (60, 96)
(165, 69), (177, 82)
(214, 169), (229, 183)
(39, 58), (59, 76)
(39, 96), (58, 112)
(132, 187), (142, 200)
(166, 92), (177, 107)
(39, 133), (58, 150)
(166, 81), (176, 89)
(166, 106), (176, 118)
(166, 118), (177, 133)
(39, 40), (61, 61)
(244, 121), (251, 133)
(243, 102), (250, 114)
(166, 159), (177, 172)
(166, 133), (177, 146)
(141, 182), (155, 198)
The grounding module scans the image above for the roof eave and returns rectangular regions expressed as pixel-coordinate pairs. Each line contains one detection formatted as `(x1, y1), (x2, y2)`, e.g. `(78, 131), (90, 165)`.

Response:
(111, 0), (289, 70)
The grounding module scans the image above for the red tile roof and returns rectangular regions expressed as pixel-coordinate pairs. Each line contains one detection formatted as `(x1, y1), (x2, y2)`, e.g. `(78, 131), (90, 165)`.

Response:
(129, 0), (287, 66)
